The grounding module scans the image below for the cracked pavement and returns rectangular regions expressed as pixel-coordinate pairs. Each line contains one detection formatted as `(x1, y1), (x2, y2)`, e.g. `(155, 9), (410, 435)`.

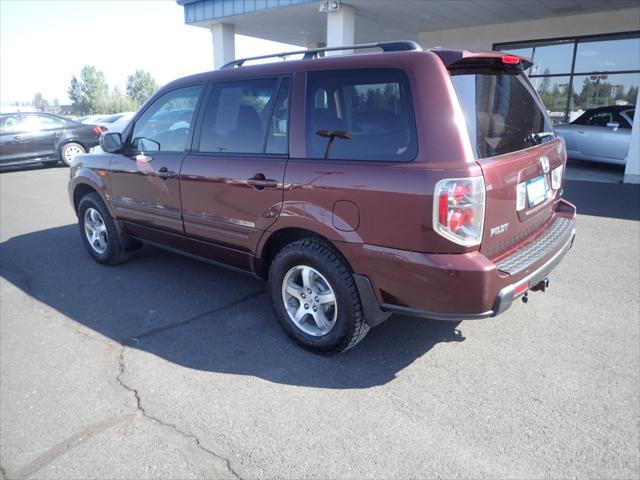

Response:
(1, 166), (639, 479)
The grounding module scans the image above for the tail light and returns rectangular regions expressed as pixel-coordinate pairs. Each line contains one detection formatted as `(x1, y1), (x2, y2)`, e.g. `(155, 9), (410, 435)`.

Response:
(93, 126), (108, 135)
(433, 177), (485, 246)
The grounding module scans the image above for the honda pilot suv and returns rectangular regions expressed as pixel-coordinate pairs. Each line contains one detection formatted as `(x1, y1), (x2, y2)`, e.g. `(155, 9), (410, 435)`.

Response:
(69, 42), (576, 353)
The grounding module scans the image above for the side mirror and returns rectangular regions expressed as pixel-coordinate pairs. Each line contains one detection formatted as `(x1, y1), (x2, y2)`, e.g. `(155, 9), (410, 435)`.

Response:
(101, 133), (123, 153)
(606, 122), (619, 131)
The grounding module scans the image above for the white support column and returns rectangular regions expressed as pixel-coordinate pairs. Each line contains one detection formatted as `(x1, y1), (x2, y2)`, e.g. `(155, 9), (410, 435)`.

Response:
(326, 3), (355, 54)
(210, 23), (235, 70)
(624, 92), (640, 184)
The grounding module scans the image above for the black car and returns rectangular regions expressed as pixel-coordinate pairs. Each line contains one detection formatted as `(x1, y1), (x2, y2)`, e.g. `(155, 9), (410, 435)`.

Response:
(0, 112), (101, 168)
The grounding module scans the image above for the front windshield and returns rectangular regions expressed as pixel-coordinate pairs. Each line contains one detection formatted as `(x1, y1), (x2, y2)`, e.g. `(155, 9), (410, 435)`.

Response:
(451, 70), (553, 159)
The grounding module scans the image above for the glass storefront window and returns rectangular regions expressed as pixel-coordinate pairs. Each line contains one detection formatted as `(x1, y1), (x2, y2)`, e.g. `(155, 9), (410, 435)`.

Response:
(574, 38), (640, 73)
(569, 73), (640, 120)
(530, 76), (571, 124)
(529, 42), (574, 76)
(496, 34), (639, 125)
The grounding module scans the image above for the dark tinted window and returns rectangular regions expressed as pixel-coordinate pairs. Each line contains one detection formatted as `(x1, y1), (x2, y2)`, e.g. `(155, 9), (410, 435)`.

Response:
(573, 110), (631, 128)
(306, 69), (417, 162)
(451, 70), (553, 159)
(199, 78), (278, 154)
(132, 86), (202, 152)
(266, 78), (291, 155)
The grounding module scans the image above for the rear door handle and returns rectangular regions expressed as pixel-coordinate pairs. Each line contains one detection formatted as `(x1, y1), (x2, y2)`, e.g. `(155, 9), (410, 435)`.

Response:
(247, 174), (278, 190)
(157, 166), (176, 179)
(14, 135), (22, 140)
(578, 130), (585, 134)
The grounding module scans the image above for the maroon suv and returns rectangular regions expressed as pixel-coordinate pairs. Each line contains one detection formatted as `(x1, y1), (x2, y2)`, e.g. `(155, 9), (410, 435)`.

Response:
(68, 42), (576, 353)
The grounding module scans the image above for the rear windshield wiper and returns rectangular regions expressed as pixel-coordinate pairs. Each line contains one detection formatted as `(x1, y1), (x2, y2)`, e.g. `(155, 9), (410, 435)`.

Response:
(525, 131), (555, 145)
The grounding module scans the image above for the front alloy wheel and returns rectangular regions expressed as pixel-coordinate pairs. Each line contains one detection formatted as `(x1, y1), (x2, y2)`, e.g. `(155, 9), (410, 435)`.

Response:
(282, 265), (338, 337)
(83, 207), (108, 254)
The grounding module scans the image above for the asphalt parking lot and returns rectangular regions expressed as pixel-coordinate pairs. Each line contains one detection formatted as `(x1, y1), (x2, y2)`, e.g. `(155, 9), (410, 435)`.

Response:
(1, 165), (639, 479)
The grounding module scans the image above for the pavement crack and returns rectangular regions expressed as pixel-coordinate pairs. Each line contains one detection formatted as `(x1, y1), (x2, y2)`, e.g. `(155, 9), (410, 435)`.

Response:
(128, 289), (267, 345)
(117, 341), (244, 479)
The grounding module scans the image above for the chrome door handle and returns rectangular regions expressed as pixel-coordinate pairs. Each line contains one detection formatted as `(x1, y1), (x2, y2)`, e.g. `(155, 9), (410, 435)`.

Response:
(157, 166), (176, 179)
(14, 135), (22, 140)
(247, 174), (278, 190)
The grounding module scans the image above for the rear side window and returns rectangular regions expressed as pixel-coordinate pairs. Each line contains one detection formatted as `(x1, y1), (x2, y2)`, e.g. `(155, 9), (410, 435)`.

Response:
(306, 69), (417, 162)
(451, 70), (553, 159)
(199, 78), (285, 154)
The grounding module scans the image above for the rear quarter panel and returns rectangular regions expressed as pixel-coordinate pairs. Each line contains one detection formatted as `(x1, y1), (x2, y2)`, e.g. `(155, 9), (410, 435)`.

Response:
(265, 52), (481, 255)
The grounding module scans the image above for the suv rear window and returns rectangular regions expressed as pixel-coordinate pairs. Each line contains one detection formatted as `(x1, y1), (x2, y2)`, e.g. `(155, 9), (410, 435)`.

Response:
(306, 69), (417, 162)
(451, 70), (552, 159)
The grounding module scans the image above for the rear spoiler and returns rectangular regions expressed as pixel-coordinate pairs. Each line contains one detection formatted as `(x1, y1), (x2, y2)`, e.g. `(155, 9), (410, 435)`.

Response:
(431, 49), (533, 71)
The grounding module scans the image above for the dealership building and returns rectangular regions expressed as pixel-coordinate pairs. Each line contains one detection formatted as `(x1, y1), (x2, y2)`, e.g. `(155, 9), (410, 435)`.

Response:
(176, 0), (640, 183)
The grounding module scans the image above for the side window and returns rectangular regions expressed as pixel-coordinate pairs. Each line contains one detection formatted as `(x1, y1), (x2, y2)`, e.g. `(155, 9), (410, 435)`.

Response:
(266, 78), (291, 155)
(306, 69), (418, 161)
(131, 86), (202, 153)
(19, 115), (63, 131)
(199, 78), (278, 154)
(0, 115), (23, 133)
(585, 111), (612, 127)
(615, 111), (632, 128)
(36, 115), (64, 129)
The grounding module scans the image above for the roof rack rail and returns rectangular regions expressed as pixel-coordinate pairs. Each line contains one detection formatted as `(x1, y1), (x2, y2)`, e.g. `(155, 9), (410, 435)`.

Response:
(220, 40), (421, 69)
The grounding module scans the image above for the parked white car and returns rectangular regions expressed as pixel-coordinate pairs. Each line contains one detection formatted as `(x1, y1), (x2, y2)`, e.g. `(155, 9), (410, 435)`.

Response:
(555, 105), (635, 165)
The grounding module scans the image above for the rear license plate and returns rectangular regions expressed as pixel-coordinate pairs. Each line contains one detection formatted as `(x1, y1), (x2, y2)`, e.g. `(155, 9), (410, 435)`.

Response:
(527, 176), (547, 207)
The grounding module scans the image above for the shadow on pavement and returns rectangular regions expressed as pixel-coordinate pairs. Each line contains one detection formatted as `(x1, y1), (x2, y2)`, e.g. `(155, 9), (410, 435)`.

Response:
(563, 179), (640, 221)
(0, 224), (464, 389)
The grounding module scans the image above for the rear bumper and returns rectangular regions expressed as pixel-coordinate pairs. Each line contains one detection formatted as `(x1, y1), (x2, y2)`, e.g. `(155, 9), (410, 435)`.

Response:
(379, 227), (574, 321)
(344, 199), (576, 325)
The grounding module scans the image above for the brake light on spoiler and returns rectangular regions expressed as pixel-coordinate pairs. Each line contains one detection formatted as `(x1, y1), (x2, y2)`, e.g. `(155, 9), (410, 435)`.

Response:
(432, 49), (532, 70)
(500, 54), (520, 64)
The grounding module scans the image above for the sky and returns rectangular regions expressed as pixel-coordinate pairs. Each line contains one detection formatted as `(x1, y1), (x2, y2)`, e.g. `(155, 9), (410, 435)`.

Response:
(0, 0), (299, 106)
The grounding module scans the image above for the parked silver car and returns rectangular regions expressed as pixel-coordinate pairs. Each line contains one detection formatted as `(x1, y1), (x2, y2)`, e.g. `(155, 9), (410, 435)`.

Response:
(555, 105), (635, 165)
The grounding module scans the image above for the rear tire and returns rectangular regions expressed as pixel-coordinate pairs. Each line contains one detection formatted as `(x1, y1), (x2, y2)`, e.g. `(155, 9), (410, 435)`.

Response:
(60, 142), (86, 166)
(268, 238), (369, 354)
(77, 192), (132, 265)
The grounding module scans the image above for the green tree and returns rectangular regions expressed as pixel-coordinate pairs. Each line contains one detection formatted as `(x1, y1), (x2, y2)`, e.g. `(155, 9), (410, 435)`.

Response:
(107, 86), (135, 113)
(126, 69), (158, 107)
(67, 65), (110, 115)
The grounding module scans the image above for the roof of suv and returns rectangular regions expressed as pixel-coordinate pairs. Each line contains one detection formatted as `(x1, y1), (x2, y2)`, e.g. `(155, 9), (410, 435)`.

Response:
(162, 42), (531, 90)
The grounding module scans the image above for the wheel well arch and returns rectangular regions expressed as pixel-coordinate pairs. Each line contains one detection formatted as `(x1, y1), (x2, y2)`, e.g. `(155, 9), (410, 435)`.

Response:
(257, 227), (351, 278)
(72, 183), (98, 213)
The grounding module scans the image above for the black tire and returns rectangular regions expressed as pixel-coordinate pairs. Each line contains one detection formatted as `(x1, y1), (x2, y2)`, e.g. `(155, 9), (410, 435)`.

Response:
(268, 238), (369, 354)
(60, 142), (86, 166)
(77, 192), (132, 265)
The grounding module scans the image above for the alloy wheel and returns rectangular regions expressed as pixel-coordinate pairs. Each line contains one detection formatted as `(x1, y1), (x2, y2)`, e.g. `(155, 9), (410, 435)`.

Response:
(281, 265), (338, 336)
